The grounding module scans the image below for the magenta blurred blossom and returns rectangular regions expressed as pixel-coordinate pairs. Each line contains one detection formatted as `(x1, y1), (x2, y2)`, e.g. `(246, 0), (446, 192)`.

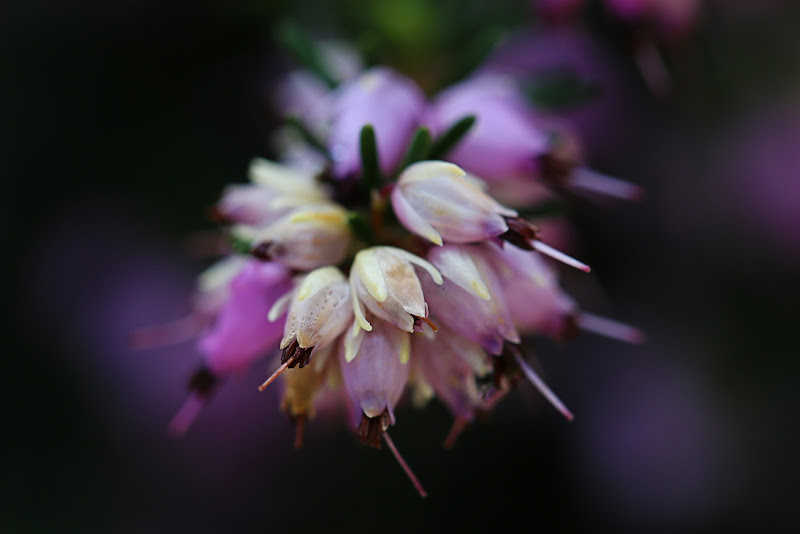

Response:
(427, 75), (550, 183)
(197, 259), (292, 375)
(328, 67), (426, 178)
(479, 27), (643, 165)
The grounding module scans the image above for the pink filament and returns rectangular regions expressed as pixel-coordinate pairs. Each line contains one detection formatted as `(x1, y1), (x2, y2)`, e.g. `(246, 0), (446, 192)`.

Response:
(168, 393), (207, 437)
(258, 354), (298, 392)
(511, 351), (574, 421)
(576, 312), (647, 344)
(568, 168), (645, 201)
(129, 314), (207, 350)
(532, 241), (591, 273)
(382, 432), (428, 498)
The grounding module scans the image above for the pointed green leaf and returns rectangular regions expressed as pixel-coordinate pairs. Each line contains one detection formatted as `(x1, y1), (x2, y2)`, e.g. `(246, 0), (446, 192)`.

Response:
(429, 115), (476, 160)
(359, 124), (382, 191)
(398, 127), (432, 171)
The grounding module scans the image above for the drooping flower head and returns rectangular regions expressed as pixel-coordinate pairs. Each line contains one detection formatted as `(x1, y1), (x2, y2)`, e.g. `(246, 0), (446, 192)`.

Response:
(135, 22), (645, 497)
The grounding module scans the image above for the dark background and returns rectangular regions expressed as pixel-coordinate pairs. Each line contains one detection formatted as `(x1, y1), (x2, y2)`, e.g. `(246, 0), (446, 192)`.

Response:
(4, 1), (800, 532)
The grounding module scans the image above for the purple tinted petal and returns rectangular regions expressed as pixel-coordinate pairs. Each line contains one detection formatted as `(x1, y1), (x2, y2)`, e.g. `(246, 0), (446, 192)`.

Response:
(328, 68), (426, 178)
(197, 260), (293, 374)
(338, 320), (410, 423)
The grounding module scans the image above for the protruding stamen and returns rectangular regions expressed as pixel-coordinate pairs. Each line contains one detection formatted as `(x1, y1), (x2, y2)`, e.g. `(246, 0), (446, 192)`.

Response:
(511, 350), (574, 421)
(258, 353), (299, 391)
(382, 432), (428, 498)
(443, 418), (470, 450)
(168, 393), (206, 437)
(128, 314), (208, 350)
(567, 167), (645, 201)
(532, 241), (591, 273)
(576, 312), (646, 344)
(500, 216), (539, 250)
(413, 315), (439, 333)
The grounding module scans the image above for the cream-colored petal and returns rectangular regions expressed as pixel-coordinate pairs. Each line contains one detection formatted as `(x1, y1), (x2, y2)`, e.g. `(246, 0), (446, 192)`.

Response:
(353, 249), (388, 302)
(398, 160), (466, 185)
(344, 321), (366, 362)
(383, 246), (443, 285)
(296, 266), (345, 301)
(269, 289), (295, 324)
(349, 272), (373, 333)
(430, 246), (491, 300)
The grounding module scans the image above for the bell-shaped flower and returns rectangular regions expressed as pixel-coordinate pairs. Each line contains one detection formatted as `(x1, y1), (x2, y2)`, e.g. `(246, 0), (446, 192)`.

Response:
(196, 259), (293, 375)
(478, 242), (578, 339)
(412, 325), (491, 422)
(349, 246), (442, 335)
(190, 254), (251, 317)
(422, 244), (520, 355)
(215, 158), (329, 226)
(427, 75), (549, 182)
(339, 317), (410, 435)
(234, 203), (351, 271)
(481, 242), (644, 343)
(391, 160), (518, 245)
(272, 266), (353, 368)
(328, 67), (426, 178)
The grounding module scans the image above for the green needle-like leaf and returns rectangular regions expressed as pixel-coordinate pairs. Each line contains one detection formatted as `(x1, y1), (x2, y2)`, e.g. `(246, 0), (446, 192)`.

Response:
(398, 127), (432, 171)
(359, 124), (382, 191)
(428, 115), (476, 160)
(346, 211), (375, 244)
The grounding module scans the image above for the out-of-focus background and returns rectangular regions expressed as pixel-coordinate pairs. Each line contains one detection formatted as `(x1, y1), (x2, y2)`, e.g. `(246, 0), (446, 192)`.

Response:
(4, 1), (800, 532)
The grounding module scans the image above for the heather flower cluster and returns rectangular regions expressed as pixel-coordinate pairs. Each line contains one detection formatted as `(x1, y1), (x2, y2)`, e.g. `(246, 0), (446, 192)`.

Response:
(135, 40), (644, 496)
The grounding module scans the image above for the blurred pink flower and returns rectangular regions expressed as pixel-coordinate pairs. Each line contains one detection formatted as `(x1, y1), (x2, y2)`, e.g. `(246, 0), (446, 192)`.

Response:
(328, 67), (427, 178)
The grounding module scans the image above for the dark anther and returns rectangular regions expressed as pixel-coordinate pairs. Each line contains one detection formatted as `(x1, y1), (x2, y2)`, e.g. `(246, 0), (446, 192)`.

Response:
(496, 342), (526, 389)
(537, 131), (582, 185)
(558, 313), (581, 343)
(357, 410), (390, 449)
(474, 371), (495, 393)
(499, 216), (540, 251)
(188, 366), (218, 397)
(251, 242), (272, 260)
(537, 152), (573, 185)
(281, 339), (314, 368)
